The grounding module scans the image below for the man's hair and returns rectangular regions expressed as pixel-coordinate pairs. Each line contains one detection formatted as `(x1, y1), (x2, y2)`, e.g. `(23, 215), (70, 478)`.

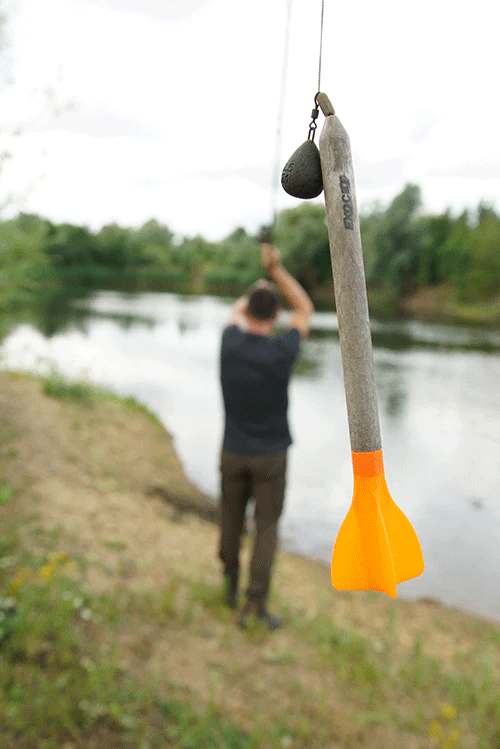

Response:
(247, 286), (280, 321)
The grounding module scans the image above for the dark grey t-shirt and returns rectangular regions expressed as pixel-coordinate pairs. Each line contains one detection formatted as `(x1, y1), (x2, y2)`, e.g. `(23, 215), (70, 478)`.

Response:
(220, 324), (301, 455)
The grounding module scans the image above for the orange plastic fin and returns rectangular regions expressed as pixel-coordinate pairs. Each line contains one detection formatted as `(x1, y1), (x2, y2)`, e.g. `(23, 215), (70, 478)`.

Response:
(330, 498), (371, 591)
(331, 451), (424, 598)
(379, 484), (424, 584)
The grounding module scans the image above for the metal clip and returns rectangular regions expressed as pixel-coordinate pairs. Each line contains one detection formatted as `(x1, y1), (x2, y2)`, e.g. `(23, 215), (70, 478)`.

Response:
(307, 95), (320, 141)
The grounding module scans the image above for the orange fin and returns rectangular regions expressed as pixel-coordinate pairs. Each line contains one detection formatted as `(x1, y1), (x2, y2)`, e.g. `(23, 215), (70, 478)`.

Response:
(331, 452), (424, 597)
(379, 483), (424, 585)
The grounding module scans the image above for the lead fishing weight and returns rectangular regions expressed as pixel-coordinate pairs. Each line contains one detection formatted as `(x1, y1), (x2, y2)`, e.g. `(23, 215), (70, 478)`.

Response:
(281, 94), (324, 199)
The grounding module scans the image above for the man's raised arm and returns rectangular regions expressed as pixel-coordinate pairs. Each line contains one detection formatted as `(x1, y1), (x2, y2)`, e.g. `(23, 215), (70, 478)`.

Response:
(228, 294), (249, 329)
(261, 244), (314, 336)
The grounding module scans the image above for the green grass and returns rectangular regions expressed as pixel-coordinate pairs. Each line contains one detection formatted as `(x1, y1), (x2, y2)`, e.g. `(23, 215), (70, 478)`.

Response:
(115, 579), (186, 626)
(103, 538), (128, 552)
(0, 570), (263, 749)
(0, 525), (265, 749)
(2, 520), (498, 749)
(299, 611), (500, 747)
(0, 482), (15, 506)
(162, 699), (260, 749)
(313, 616), (384, 692)
(41, 369), (163, 427)
(43, 371), (95, 402)
(139, 577), (500, 746)
(188, 578), (230, 617)
(116, 394), (164, 427)
(0, 562), (137, 746)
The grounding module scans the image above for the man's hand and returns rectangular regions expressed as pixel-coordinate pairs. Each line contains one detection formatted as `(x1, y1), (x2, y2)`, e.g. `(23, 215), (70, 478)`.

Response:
(261, 243), (281, 273)
(253, 278), (274, 291)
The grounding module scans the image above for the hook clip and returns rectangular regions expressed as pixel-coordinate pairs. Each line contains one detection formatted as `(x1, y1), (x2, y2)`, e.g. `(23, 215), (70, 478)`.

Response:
(307, 93), (321, 141)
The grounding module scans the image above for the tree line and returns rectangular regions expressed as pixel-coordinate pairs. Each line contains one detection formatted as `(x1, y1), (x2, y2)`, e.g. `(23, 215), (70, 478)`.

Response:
(0, 184), (499, 314)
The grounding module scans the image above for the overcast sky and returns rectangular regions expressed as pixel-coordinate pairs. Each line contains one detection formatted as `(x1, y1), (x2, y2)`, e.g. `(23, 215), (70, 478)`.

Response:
(1, 0), (499, 239)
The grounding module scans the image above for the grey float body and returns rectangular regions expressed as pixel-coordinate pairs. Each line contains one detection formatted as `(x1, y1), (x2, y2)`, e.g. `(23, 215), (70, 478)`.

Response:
(319, 114), (382, 453)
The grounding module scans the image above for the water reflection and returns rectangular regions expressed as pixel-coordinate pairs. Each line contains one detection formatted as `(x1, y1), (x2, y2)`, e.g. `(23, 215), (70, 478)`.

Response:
(0, 291), (157, 342)
(376, 361), (408, 420)
(310, 322), (500, 354)
(1, 290), (500, 621)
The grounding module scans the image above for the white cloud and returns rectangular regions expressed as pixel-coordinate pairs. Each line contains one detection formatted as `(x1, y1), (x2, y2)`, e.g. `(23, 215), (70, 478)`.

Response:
(86, 0), (213, 21)
(2, 0), (500, 237)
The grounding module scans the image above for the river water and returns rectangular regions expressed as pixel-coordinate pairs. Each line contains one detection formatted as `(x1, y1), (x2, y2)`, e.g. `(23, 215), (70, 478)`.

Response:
(1, 291), (499, 621)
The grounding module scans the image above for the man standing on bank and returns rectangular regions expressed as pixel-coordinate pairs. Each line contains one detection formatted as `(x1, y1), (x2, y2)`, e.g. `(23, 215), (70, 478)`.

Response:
(218, 243), (314, 629)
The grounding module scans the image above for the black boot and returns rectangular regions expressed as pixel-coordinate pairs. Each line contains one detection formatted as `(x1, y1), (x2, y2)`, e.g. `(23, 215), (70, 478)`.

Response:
(238, 599), (283, 631)
(256, 606), (283, 631)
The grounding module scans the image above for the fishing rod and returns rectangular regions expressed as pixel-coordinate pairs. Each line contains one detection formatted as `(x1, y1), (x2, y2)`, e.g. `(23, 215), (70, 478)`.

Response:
(258, 0), (293, 245)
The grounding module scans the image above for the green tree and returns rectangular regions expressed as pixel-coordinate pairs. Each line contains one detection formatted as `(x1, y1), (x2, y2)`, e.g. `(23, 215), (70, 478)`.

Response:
(95, 223), (136, 269)
(202, 227), (261, 292)
(45, 223), (97, 270)
(367, 184), (423, 294)
(437, 211), (472, 297)
(415, 211), (454, 286)
(133, 219), (173, 250)
(360, 203), (384, 281)
(0, 216), (52, 307)
(273, 203), (330, 290)
(462, 206), (500, 300)
(132, 219), (175, 269)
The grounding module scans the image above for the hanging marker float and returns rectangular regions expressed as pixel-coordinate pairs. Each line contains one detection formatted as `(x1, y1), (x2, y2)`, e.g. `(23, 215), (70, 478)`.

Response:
(315, 92), (424, 597)
(275, 0), (423, 596)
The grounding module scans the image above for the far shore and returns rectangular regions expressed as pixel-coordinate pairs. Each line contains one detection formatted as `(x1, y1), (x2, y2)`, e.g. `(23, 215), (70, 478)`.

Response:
(3, 281), (500, 332)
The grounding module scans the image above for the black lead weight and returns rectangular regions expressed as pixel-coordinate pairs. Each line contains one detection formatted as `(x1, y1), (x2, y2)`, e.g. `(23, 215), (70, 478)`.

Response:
(281, 139), (323, 200)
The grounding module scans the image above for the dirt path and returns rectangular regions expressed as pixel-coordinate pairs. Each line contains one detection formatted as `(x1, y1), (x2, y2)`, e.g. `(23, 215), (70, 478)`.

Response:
(1, 372), (498, 748)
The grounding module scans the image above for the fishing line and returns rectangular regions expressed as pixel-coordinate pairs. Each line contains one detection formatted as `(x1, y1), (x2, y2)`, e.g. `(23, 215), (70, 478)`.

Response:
(264, 0), (326, 236)
(317, 0), (325, 94)
(280, 0), (326, 201)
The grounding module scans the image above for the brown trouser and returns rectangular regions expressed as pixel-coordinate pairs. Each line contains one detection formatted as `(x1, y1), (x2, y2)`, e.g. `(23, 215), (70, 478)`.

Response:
(218, 449), (288, 606)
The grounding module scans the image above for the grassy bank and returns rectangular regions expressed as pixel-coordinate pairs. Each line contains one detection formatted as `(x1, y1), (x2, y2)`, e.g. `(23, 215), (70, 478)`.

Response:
(399, 285), (500, 326)
(0, 371), (499, 748)
(310, 283), (500, 326)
